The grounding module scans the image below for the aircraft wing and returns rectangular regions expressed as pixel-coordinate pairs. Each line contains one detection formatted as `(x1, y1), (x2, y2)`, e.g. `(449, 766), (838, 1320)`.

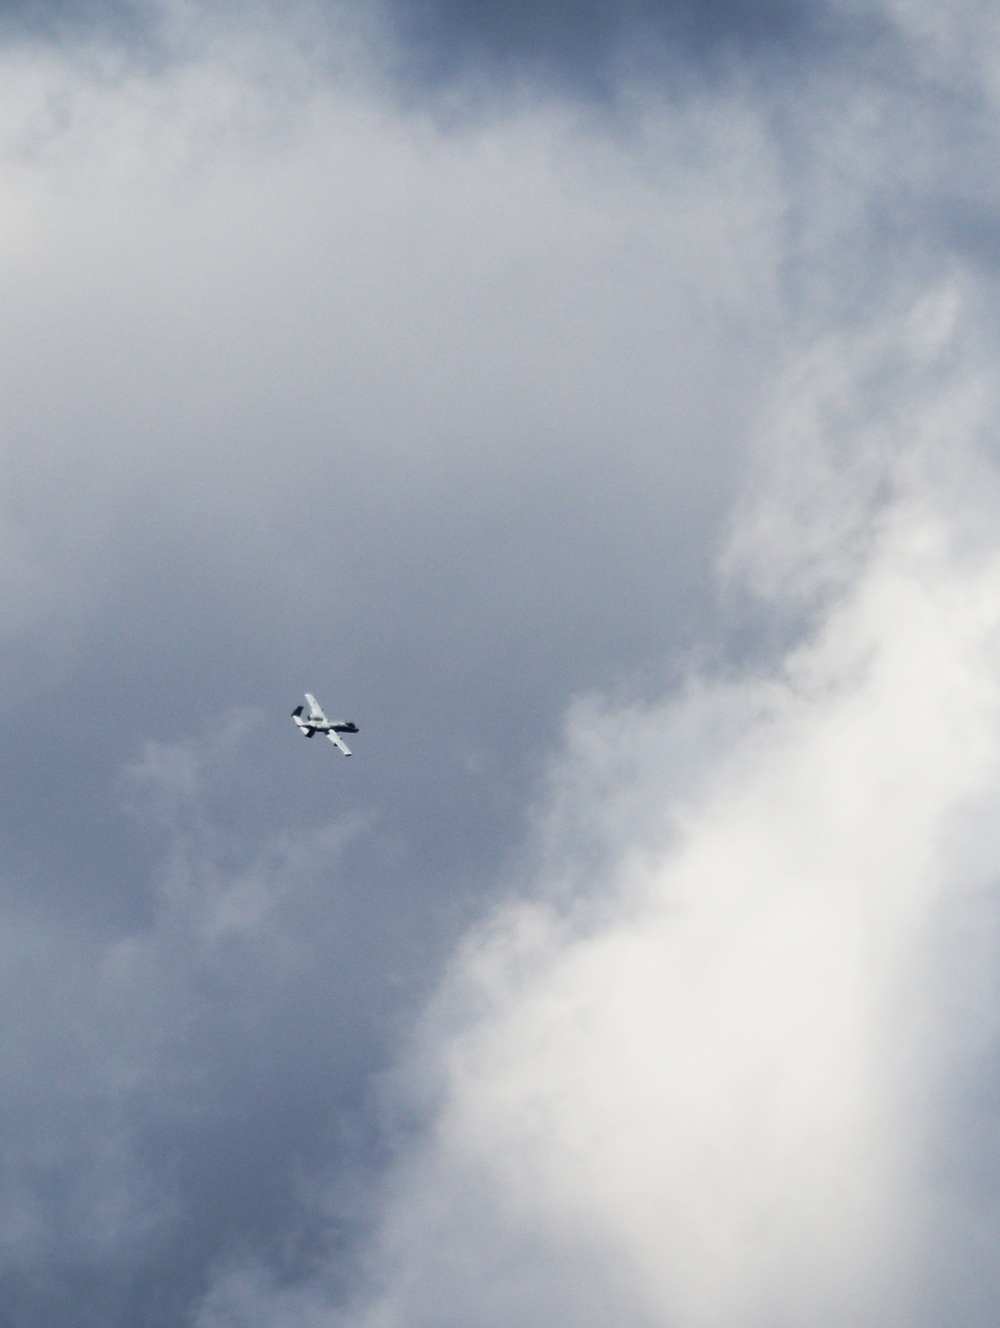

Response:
(326, 730), (352, 756)
(304, 693), (327, 723)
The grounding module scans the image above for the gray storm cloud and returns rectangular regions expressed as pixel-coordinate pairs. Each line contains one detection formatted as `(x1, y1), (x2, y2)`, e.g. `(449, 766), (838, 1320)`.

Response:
(0, 23), (770, 1323)
(1, 1), (1000, 1325)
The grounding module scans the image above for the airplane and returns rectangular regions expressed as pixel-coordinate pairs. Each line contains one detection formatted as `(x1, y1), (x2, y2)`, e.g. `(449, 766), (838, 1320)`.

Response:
(291, 693), (359, 756)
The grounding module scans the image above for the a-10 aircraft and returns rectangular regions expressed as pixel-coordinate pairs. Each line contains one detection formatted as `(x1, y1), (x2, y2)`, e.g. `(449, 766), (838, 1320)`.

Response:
(291, 693), (359, 756)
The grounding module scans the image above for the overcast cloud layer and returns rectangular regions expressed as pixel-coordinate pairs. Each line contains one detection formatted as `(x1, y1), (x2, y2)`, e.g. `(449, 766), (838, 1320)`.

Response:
(2, 1), (1000, 1325)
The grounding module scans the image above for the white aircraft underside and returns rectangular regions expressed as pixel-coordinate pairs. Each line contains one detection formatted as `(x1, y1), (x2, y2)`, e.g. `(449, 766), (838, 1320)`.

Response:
(291, 692), (358, 756)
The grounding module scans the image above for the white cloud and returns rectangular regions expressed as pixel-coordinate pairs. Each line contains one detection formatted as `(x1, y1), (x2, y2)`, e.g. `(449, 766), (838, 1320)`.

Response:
(302, 289), (1000, 1328)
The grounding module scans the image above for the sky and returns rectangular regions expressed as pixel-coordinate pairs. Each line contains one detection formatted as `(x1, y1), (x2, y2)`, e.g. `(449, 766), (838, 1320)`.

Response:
(2, 0), (1000, 1324)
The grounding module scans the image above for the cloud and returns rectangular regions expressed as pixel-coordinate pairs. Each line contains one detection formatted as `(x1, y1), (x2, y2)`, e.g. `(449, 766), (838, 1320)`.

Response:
(0, 13), (769, 925)
(1, 2), (1000, 1325)
(383, 0), (827, 101)
(309, 286), (1000, 1328)
(0, 710), (388, 1323)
